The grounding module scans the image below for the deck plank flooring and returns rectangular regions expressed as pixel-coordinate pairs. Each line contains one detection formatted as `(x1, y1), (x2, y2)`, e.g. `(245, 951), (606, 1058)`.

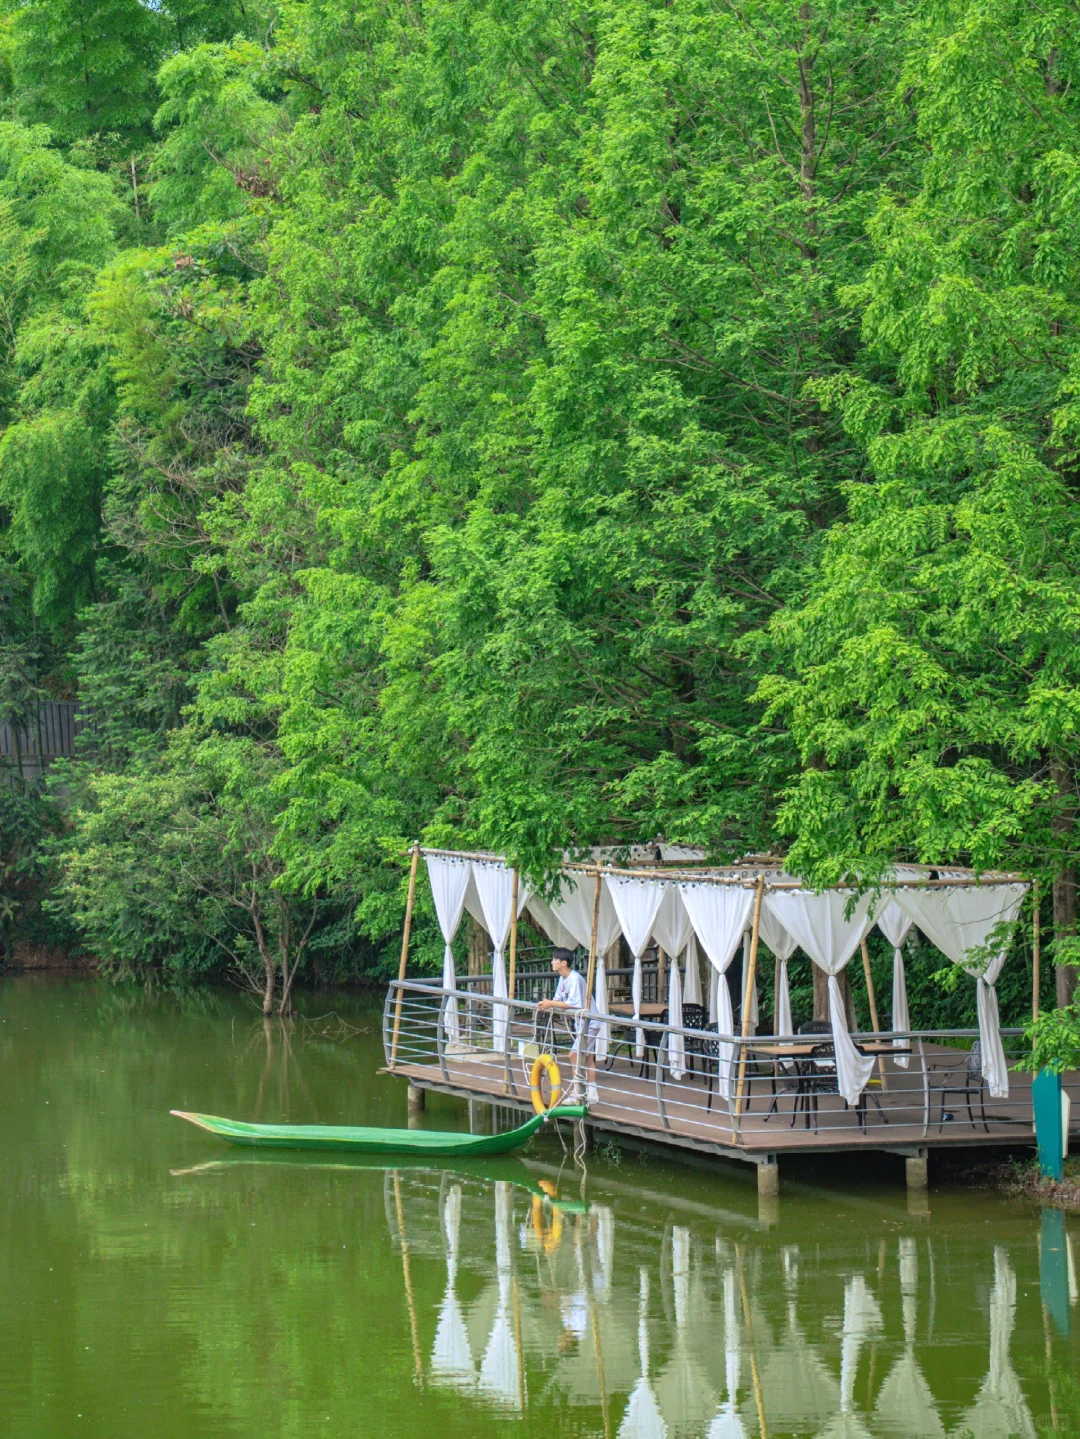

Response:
(389, 1042), (1053, 1159)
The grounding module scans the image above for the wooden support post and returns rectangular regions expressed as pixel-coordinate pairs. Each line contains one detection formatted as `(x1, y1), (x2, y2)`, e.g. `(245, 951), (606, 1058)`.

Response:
(773, 952), (781, 1036)
(860, 937), (888, 1092)
(1032, 880), (1041, 1022)
(734, 876), (765, 1120)
(390, 842), (421, 1068)
(507, 868), (520, 1001)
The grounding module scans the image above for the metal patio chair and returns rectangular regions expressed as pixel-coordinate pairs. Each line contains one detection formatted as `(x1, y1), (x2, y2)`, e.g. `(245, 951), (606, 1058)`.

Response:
(931, 1040), (989, 1133)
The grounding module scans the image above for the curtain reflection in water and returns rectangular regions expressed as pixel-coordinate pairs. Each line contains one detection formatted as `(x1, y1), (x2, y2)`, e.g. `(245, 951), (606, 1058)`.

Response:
(389, 1167), (1069, 1439)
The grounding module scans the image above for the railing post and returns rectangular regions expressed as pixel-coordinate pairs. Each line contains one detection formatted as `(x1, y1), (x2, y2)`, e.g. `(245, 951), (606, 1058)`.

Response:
(655, 1031), (670, 1130)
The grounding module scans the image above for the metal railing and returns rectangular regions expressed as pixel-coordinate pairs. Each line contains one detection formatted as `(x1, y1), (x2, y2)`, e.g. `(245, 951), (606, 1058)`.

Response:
(384, 980), (1076, 1149)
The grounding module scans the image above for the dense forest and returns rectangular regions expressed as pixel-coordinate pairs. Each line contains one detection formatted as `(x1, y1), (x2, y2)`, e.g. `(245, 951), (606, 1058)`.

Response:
(1, 0), (1078, 1034)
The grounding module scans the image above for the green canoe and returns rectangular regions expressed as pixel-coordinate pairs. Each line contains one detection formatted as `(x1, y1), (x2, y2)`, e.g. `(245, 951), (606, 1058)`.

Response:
(170, 1103), (587, 1155)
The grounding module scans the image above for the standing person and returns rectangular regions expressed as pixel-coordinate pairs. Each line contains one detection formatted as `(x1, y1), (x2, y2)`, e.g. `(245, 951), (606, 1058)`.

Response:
(536, 948), (601, 1105)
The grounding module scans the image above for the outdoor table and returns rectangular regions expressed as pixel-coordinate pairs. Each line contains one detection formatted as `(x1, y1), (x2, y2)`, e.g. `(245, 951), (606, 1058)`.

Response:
(608, 1003), (668, 1019)
(749, 1041), (917, 1130)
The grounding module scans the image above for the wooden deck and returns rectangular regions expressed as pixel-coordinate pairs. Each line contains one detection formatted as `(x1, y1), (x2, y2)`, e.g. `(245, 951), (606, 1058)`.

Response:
(388, 1042), (1055, 1165)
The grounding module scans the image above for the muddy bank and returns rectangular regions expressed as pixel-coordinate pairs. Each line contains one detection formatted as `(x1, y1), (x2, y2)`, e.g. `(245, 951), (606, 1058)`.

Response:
(5, 944), (96, 972)
(945, 1152), (1080, 1210)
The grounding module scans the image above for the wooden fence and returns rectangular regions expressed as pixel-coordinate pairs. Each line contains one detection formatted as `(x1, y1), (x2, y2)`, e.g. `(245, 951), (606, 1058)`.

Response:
(0, 702), (88, 779)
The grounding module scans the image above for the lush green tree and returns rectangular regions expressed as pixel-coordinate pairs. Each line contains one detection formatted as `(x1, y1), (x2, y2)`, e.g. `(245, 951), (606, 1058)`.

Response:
(11, 0), (162, 142)
(759, 0), (1080, 1005)
(9, 0), (259, 145)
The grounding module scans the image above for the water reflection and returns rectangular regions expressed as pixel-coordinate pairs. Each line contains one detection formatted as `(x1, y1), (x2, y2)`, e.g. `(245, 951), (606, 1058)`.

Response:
(4, 979), (1077, 1439)
(386, 1165), (1075, 1439)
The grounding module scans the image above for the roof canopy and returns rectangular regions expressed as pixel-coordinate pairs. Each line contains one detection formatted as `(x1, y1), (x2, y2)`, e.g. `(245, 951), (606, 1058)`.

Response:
(418, 847), (1030, 1101)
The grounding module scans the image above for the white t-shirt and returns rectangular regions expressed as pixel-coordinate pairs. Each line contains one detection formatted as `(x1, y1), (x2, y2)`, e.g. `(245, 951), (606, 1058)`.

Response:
(553, 969), (598, 1014)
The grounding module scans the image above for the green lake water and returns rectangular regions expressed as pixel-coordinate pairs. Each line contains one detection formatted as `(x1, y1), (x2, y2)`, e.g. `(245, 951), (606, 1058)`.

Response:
(2, 974), (1077, 1438)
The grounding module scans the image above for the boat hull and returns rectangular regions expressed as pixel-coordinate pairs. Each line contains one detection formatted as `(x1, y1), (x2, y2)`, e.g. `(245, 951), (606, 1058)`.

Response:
(170, 1103), (587, 1156)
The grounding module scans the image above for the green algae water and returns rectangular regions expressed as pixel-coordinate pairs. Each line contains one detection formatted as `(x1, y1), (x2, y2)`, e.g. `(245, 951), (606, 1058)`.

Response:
(2, 975), (1077, 1439)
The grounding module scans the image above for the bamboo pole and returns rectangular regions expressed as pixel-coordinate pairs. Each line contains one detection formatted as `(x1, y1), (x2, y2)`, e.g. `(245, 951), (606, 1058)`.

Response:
(736, 1244), (769, 1439)
(393, 1171), (424, 1385)
(860, 937), (888, 1092)
(512, 1276), (526, 1413)
(390, 842), (421, 1068)
(411, 846), (1027, 889)
(734, 876), (765, 1121)
(1032, 880), (1041, 1022)
(507, 868), (520, 1000)
(860, 939), (881, 1033)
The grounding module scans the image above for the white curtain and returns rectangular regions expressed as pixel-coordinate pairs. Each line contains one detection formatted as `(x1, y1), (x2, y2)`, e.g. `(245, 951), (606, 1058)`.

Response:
(551, 872), (623, 953)
(619, 1268), (667, 1439)
(893, 884), (1027, 1099)
(759, 906), (797, 1037)
(876, 900), (913, 1068)
(467, 860), (528, 1054)
(678, 884), (755, 1101)
(523, 893), (578, 951)
(763, 890), (877, 1105)
(607, 875), (667, 1059)
(527, 873), (620, 1057)
(706, 1268), (746, 1439)
(478, 1181), (521, 1407)
(431, 1183), (474, 1387)
(839, 1275), (882, 1417)
(595, 951), (610, 1063)
(667, 956), (685, 1080)
(652, 886), (694, 1080)
(426, 855), (472, 1049)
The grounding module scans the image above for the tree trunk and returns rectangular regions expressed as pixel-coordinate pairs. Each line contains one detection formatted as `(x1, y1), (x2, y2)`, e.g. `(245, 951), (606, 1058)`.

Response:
(812, 962), (829, 1021)
(1053, 868), (1077, 1007)
(1051, 756), (1078, 1007)
(812, 964), (853, 1026)
(467, 915), (489, 977)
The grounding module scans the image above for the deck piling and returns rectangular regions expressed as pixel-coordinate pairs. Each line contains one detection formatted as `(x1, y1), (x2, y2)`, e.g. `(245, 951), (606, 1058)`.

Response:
(905, 1151), (928, 1191)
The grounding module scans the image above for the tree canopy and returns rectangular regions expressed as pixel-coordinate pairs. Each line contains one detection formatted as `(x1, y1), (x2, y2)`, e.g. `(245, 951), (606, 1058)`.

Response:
(0, 0), (1076, 1023)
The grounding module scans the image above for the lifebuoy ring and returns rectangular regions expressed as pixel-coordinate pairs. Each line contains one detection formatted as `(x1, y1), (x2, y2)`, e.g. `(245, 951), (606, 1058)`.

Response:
(530, 1186), (564, 1254)
(529, 1053), (562, 1114)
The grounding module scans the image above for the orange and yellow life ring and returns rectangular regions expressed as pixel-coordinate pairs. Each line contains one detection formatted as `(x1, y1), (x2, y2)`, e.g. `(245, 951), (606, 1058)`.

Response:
(529, 1053), (562, 1115)
(530, 1191), (564, 1254)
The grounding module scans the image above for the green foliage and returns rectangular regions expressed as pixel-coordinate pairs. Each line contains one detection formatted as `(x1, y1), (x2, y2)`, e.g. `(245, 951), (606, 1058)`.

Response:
(760, 0), (1080, 892)
(3, 0), (1080, 1024)
(1022, 1005), (1080, 1075)
(12, 0), (162, 142)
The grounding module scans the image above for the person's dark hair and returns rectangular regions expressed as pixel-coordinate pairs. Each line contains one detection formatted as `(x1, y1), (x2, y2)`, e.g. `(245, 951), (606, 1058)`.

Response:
(552, 947), (575, 968)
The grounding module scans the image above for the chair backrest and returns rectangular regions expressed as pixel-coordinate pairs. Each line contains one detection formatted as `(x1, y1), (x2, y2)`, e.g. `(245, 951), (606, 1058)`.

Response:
(798, 1019), (832, 1035)
(809, 1042), (836, 1059)
(681, 1003), (707, 1032)
(966, 1040), (982, 1076)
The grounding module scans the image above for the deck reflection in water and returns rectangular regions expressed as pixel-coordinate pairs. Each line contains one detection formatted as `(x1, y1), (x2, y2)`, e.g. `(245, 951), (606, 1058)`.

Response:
(384, 1165), (1076, 1438)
